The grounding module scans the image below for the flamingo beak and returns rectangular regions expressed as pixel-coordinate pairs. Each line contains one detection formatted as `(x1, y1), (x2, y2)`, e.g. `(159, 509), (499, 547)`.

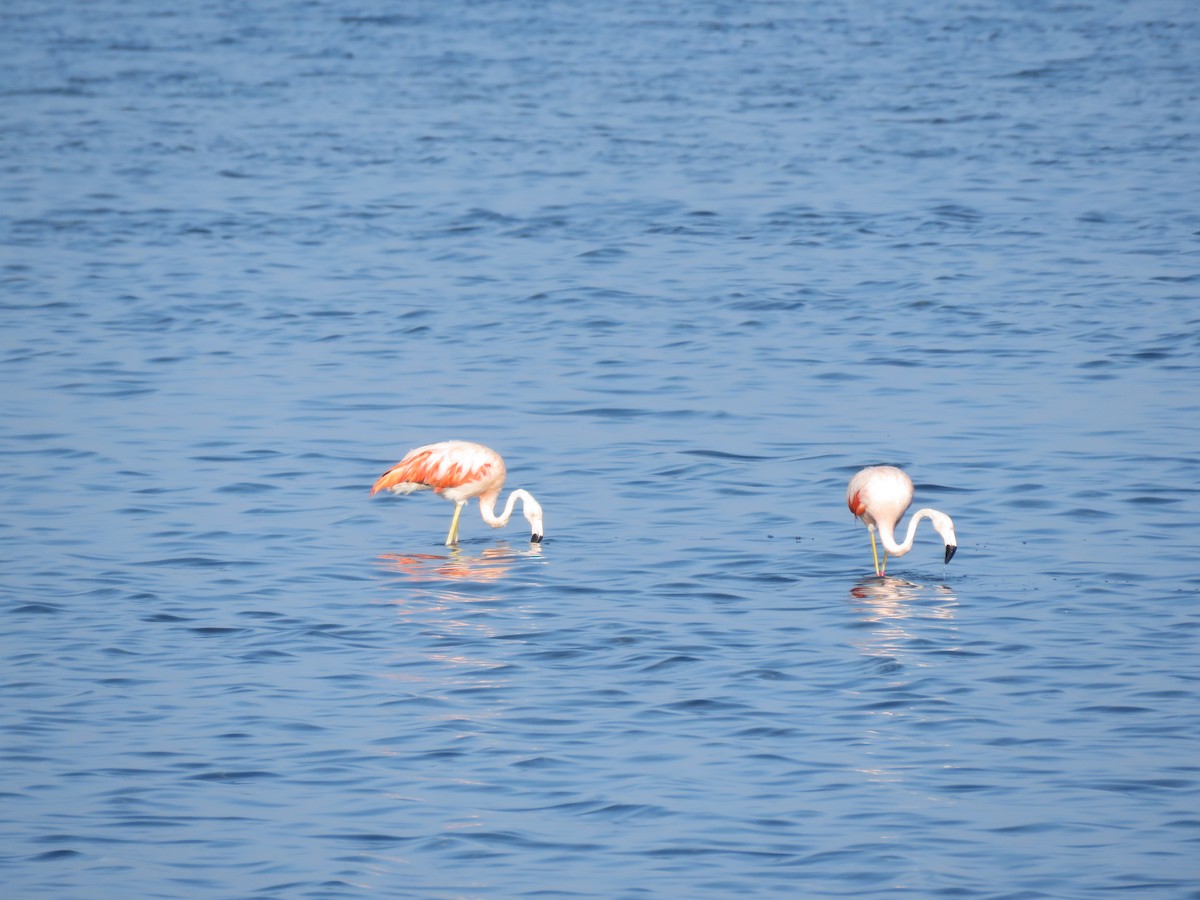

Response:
(944, 544), (957, 564)
(531, 533), (543, 544)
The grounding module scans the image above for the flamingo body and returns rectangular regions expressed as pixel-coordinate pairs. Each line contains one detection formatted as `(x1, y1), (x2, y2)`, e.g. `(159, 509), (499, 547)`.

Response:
(371, 440), (543, 545)
(847, 465), (957, 575)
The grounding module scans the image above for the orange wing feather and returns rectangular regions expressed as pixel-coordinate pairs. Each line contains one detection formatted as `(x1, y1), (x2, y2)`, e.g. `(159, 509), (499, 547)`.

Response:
(370, 444), (495, 496)
(848, 488), (866, 517)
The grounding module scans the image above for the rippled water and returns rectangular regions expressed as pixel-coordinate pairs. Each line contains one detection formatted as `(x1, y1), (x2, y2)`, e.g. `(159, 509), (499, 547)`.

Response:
(3, 0), (1199, 896)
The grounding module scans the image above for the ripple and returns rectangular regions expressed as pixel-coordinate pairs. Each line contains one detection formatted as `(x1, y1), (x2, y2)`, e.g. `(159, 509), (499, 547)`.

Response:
(1, 1), (1197, 897)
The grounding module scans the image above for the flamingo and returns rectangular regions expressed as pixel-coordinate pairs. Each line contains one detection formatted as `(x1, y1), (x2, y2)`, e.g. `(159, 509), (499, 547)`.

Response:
(846, 465), (957, 576)
(370, 440), (544, 546)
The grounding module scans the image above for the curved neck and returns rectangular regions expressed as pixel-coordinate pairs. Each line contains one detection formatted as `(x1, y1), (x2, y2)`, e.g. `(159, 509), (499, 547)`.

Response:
(876, 508), (937, 557)
(479, 489), (532, 527)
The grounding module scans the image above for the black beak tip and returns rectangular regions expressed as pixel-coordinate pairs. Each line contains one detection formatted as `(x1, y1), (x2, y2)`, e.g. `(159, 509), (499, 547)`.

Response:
(531, 533), (543, 544)
(944, 544), (957, 564)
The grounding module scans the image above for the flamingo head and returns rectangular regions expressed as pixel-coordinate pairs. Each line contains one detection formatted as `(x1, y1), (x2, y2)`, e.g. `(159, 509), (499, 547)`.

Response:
(928, 510), (957, 563)
(522, 493), (544, 543)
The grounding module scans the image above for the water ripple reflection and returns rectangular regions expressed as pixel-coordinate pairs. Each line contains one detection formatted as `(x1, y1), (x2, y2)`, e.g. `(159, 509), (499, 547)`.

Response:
(848, 576), (960, 664)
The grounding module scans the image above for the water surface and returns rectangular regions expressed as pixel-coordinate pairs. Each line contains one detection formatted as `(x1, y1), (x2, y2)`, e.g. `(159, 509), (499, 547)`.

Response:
(2, 0), (1199, 896)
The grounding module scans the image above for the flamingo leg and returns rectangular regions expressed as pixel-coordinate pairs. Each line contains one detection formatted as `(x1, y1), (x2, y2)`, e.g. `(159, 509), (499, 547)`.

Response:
(445, 501), (466, 546)
(869, 529), (882, 577)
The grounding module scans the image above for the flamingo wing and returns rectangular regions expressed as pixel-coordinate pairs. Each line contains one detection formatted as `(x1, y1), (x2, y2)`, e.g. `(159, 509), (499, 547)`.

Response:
(370, 441), (501, 497)
(846, 468), (874, 521)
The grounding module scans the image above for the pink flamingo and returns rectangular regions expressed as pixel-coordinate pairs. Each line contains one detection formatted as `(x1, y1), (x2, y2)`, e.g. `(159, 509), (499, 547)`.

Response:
(847, 465), (957, 576)
(371, 441), (544, 546)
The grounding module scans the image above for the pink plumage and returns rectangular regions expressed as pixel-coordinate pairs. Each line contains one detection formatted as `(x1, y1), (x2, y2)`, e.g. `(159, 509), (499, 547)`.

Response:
(847, 465), (957, 576)
(372, 441), (543, 546)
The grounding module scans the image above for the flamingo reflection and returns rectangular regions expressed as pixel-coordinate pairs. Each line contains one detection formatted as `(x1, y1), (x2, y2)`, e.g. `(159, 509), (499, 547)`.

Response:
(375, 543), (546, 679)
(377, 542), (542, 584)
(848, 575), (958, 662)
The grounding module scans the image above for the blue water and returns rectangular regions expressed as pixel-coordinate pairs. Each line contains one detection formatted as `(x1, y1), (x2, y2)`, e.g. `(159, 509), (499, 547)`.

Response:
(3, 0), (1199, 896)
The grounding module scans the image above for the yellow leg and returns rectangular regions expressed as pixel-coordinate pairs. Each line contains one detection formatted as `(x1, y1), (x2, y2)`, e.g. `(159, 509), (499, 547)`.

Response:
(445, 502), (465, 546)
(869, 530), (881, 576)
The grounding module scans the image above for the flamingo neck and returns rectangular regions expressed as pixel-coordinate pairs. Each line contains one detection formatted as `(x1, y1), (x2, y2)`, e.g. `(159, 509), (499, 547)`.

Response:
(478, 489), (531, 528)
(876, 509), (937, 558)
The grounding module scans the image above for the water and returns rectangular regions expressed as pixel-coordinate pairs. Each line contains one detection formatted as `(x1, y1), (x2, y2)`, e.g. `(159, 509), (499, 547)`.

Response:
(3, 0), (1199, 896)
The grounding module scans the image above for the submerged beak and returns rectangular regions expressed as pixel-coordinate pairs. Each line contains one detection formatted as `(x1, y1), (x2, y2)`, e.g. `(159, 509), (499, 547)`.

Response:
(530, 533), (543, 544)
(944, 544), (957, 564)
